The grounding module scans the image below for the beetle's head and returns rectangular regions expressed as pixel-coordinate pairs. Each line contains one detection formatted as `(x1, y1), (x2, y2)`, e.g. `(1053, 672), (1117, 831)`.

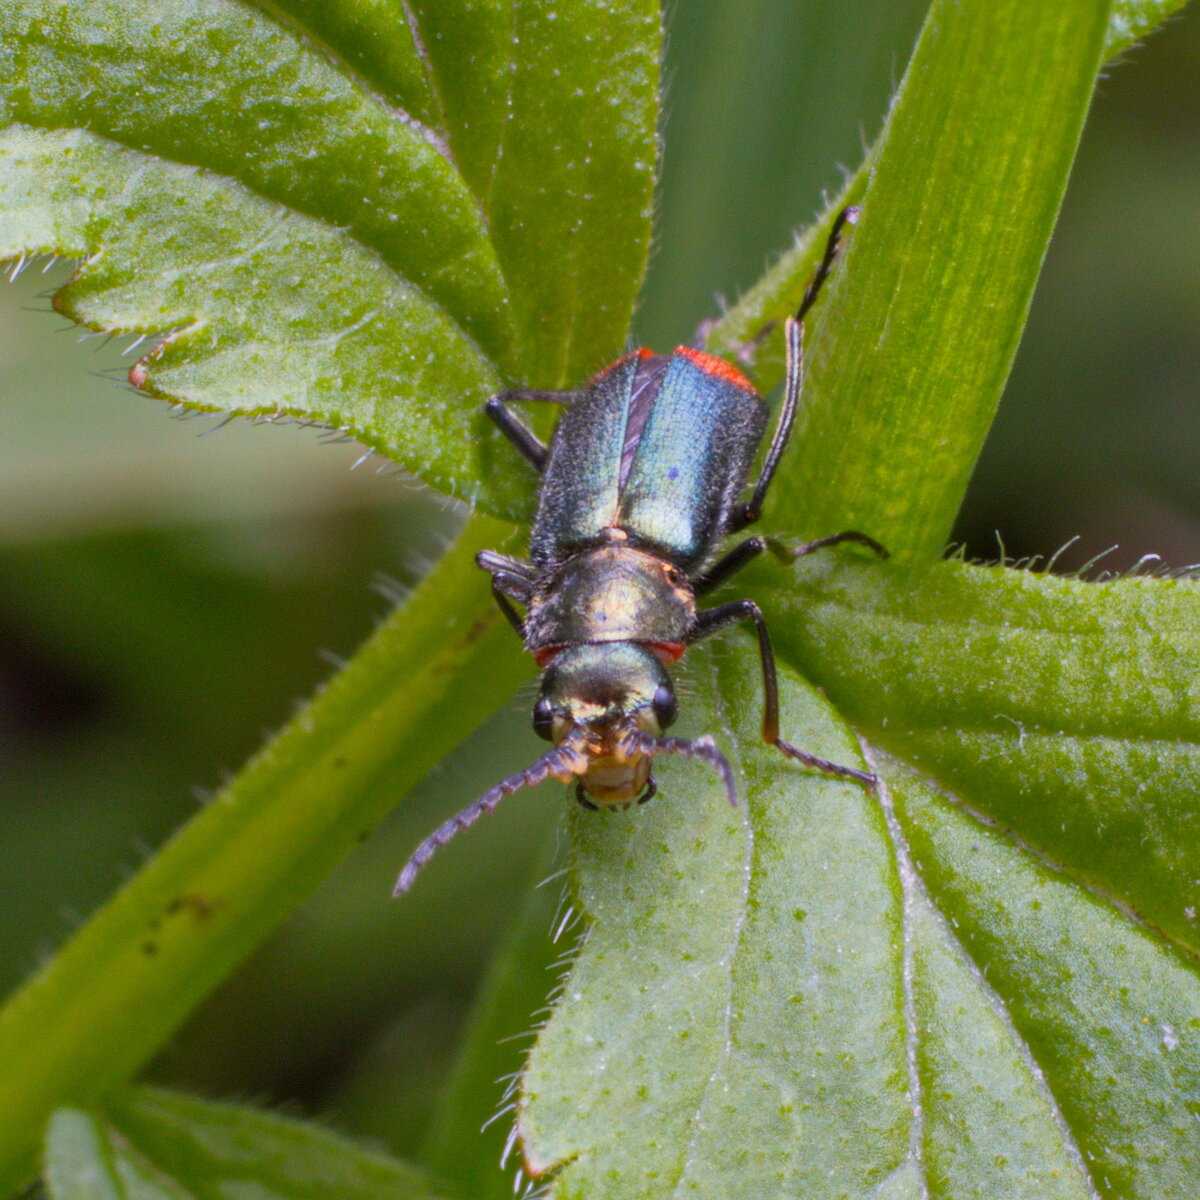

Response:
(394, 641), (736, 895)
(531, 642), (677, 806)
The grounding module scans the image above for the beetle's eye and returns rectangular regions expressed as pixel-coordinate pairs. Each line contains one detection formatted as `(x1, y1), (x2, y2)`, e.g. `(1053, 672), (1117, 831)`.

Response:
(651, 685), (678, 731)
(532, 698), (555, 741)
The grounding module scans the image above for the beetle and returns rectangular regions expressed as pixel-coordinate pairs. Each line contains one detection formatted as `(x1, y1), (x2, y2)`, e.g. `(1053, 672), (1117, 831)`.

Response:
(395, 207), (884, 895)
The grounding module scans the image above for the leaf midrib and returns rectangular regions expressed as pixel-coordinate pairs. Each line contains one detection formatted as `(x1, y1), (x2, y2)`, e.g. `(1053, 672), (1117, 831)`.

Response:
(875, 746), (1200, 970)
(885, 801), (1102, 1200)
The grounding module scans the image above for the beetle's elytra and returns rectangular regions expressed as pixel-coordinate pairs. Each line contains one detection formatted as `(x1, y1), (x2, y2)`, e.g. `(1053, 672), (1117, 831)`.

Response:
(395, 207), (884, 896)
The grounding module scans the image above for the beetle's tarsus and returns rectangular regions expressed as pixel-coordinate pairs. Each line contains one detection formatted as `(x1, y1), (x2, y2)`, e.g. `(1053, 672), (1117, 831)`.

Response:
(773, 529), (889, 563)
(773, 738), (877, 788)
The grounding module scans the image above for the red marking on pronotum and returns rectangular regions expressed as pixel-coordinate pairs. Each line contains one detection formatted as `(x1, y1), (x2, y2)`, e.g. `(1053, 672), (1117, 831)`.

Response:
(675, 344), (756, 392)
(646, 640), (686, 664)
(533, 640), (685, 670)
(532, 646), (561, 669)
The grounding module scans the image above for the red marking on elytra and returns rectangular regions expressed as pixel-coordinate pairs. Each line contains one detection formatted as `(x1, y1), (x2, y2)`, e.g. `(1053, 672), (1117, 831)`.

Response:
(589, 346), (660, 386)
(675, 345), (756, 392)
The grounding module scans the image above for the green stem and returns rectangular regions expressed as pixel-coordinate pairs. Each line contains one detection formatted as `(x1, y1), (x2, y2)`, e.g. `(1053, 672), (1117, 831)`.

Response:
(773, 0), (1116, 560)
(707, 0), (1183, 563)
(705, 0), (1188, 396)
(0, 513), (529, 1196)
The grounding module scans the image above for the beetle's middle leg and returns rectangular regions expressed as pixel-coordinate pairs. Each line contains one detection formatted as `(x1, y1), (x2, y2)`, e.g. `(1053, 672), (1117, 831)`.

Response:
(692, 530), (886, 598)
(690, 598), (875, 787)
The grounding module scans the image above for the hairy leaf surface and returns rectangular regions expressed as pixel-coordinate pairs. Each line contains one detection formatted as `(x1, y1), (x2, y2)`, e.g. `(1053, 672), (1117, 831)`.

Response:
(0, 0), (659, 516)
(521, 643), (909, 1197)
(521, 559), (1200, 1198)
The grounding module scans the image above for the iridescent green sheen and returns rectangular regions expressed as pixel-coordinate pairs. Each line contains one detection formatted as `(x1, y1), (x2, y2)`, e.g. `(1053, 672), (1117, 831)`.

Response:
(531, 352), (766, 570)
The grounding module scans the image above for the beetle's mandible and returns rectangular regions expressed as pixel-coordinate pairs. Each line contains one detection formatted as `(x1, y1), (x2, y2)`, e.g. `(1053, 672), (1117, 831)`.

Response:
(395, 207), (885, 895)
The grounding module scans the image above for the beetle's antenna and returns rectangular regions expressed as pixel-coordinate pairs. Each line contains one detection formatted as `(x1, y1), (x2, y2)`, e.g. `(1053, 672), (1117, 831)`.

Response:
(624, 731), (738, 808)
(394, 740), (589, 896)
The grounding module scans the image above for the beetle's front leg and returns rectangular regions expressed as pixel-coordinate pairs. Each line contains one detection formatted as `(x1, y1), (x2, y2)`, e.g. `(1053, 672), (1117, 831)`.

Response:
(476, 550), (536, 638)
(690, 599), (875, 787)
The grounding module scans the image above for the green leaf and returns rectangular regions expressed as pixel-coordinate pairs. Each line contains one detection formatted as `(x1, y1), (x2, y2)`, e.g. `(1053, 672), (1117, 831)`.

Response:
(1109, 0), (1195, 51)
(0, 513), (529, 1196)
(0, 126), (516, 511)
(0, 0), (512, 360)
(777, 554), (1200, 1196)
(254, 0), (663, 386)
(45, 1087), (449, 1200)
(906, 893), (1096, 1200)
(522, 553), (1200, 1198)
(403, 0), (661, 386)
(897, 765), (1200, 1197)
(705, 0), (1189, 561)
(769, 0), (1115, 559)
(769, 555), (1200, 960)
(0, 0), (659, 515)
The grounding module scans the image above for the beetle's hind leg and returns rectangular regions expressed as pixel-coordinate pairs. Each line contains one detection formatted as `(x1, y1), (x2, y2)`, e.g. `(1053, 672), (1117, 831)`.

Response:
(727, 206), (862, 534)
(690, 598), (875, 788)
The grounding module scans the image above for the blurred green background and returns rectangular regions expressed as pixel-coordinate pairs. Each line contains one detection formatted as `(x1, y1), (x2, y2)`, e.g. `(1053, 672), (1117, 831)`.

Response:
(1, 0), (1197, 1164)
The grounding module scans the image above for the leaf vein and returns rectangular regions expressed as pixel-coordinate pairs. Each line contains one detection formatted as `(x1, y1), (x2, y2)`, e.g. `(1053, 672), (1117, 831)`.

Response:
(891, 774), (1103, 1200)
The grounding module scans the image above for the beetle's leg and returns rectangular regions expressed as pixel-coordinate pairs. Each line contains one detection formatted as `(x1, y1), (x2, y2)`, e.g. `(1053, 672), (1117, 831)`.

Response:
(485, 389), (579, 474)
(692, 529), (886, 599)
(476, 552), (537, 592)
(476, 550), (536, 638)
(793, 205), (861, 326)
(690, 599), (876, 787)
(729, 207), (860, 533)
(476, 549), (537, 583)
(764, 530), (888, 563)
(692, 536), (768, 596)
(575, 781), (599, 811)
(727, 318), (804, 533)
(487, 579), (526, 637)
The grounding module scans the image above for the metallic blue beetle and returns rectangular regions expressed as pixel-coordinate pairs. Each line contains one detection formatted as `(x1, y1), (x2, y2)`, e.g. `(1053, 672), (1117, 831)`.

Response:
(396, 209), (882, 894)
